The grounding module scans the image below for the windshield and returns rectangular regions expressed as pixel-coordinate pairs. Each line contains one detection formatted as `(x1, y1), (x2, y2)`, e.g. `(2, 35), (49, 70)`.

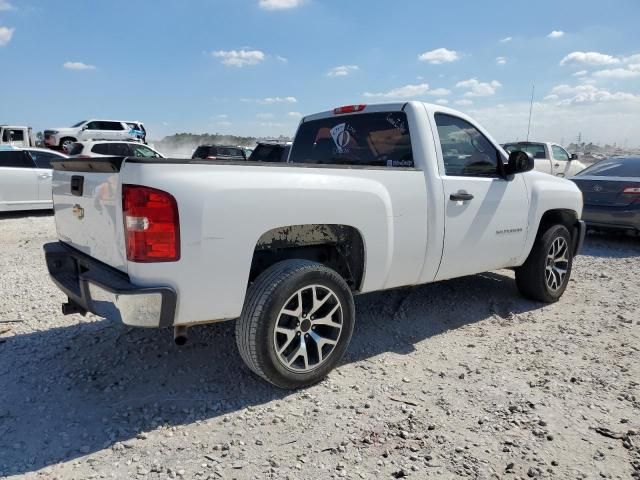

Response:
(577, 157), (640, 177)
(249, 144), (286, 162)
(71, 120), (87, 128)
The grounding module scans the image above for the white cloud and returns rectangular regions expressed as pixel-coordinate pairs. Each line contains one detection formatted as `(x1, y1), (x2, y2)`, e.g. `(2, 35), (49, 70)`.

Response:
(548, 83), (639, 106)
(435, 99), (449, 105)
(428, 87), (451, 96)
(500, 36), (512, 43)
(216, 121), (232, 127)
(259, 0), (302, 10)
(287, 111), (302, 118)
(276, 55), (288, 63)
(327, 65), (359, 77)
(215, 114), (228, 119)
(259, 96), (297, 104)
(454, 99), (473, 106)
(212, 49), (265, 67)
(0, 26), (14, 46)
(572, 70), (588, 77)
(560, 51), (620, 66)
(592, 68), (640, 79)
(629, 64), (640, 72)
(256, 113), (274, 119)
(364, 83), (431, 98)
(547, 30), (565, 39)
(418, 48), (459, 64)
(456, 78), (502, 97)
(544, 94), (559, 101)
(63, 61), (96, 71)
(0, 0), (15, 11)
(496, 56), (507, 65)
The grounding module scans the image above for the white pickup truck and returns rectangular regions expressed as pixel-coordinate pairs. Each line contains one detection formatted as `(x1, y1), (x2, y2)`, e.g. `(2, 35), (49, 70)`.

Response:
(502, 141), (586, 177)
(44, 102), (585, 389)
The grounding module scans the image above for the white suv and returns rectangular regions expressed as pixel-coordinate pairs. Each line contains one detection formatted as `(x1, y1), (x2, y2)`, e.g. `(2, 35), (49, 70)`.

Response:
(67, 140), (164, 158)
(44, 120), (147, 152)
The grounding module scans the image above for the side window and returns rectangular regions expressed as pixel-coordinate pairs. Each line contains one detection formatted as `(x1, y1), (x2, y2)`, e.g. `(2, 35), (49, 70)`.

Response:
(0, 151), (34, 168)
(28, 151), (59, 169)
(434, 113), (500, 176)
(130, 144), (159, 158)
(552, 146), (570, 162)
(110, 143), (131, 156)
(105, 122), (125, 131)
(2, 129), (25, 142)
(86, 121), (100, 130)
(91, 144), (111, 155)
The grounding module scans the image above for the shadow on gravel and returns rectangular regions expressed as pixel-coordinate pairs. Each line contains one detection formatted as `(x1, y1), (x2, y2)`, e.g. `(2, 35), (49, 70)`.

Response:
(0, 271), (539, 476)
(581, 230), (640, 259)
(0, 210), (53, 220)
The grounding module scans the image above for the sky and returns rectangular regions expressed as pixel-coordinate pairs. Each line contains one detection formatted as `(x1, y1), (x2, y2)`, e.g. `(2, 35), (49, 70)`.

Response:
(1, 0), (639, 146)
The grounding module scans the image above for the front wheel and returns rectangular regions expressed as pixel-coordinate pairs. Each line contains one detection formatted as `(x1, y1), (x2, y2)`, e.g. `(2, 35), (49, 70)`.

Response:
(235, 259), (355, 389)
(516, 224), (573, 303)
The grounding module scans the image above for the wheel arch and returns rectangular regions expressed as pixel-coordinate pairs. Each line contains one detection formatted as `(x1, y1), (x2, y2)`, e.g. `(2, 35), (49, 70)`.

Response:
(534, 208), (581, 254)
(249, 224), (366, 292)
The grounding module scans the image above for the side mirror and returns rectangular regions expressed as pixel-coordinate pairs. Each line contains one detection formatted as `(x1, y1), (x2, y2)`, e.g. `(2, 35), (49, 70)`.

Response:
(505, 150), (534, 175)
(570, 153), (578, 160)
(81, 125), (89, 131)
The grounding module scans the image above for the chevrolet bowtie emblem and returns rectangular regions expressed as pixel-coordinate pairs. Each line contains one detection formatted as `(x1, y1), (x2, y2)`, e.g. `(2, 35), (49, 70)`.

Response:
(72, 204), (84, 219)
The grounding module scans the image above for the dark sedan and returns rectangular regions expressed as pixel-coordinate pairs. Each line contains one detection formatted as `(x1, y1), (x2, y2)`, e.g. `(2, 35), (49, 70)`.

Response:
(570, 156), (640, 233)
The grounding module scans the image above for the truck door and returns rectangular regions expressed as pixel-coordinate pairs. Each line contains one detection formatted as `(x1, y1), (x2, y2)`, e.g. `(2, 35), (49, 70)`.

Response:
(0, 151), (39, 210)
(551, 145), (570, 177)
(432, 113), (529, 281)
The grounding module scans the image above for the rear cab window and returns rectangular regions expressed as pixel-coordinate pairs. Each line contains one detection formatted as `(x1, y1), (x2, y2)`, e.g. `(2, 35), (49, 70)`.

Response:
(289, 111), (414, 168)
(504, 142), (547, 159)
(193, 146), (215, 159)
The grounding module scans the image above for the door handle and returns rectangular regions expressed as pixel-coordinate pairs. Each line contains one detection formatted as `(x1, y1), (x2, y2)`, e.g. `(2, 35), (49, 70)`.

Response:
(450, 192), (474, 201)
(38, 174), (51, 179)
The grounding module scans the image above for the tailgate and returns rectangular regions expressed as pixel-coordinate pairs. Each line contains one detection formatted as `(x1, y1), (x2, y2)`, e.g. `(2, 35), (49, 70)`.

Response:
(51, 158), (128, 273)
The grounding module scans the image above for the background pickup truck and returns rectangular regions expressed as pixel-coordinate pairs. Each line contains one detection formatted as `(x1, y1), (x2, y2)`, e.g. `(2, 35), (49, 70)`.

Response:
(503, 141), (586, 177)
(44, 102), (585, 389)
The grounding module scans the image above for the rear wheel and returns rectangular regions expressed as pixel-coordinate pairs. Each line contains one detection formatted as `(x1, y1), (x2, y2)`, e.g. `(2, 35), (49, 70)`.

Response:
(516, 224), (573, 303)
(235, 259), (355, 389)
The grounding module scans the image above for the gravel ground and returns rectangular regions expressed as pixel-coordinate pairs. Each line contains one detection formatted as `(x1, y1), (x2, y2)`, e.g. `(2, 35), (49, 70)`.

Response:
(0, 212), (639, 480)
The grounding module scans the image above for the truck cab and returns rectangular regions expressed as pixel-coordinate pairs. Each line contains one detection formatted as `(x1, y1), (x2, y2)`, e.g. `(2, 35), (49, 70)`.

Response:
(0, 125), (35, 148)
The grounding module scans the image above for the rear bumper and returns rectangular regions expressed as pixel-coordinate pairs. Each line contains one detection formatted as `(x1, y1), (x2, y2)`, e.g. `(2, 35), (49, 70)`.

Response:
(582, 204), (640, 232)
(44, 242), (176, 327)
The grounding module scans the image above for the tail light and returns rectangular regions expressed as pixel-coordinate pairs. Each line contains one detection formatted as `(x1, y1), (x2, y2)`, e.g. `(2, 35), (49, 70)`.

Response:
(206, 156), (218, 160)
(123, 185), (180, 262)
(333, 104), (366, 115)
(622, 186), (640, 194)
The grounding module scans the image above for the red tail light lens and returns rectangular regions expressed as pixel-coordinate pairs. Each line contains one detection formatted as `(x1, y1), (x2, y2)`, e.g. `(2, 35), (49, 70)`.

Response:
(333, 104), (366, 115)
(123, 185), (180, 262)
(622, 186), (640, 194)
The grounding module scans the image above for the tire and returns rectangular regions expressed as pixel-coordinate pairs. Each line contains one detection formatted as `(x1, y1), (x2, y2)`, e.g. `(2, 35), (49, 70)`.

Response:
(236, 259), (355, 389)
(60, 137), (76, 153)
(516, 224), (573, 303)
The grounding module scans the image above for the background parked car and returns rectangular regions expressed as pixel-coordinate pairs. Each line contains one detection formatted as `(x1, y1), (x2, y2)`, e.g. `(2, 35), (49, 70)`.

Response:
(68, 141), (164, 158)
(248, 141), (292, 162)
(503, 141), (585, 177)
(0, 146), (67, 211)
(191, 144), (246, 161)
(44, 120), (147, 153)
(570, 156), (640, 234)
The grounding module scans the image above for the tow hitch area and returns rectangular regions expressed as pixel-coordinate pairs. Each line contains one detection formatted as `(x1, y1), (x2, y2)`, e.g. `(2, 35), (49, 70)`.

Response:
(61, 299), (87, 316)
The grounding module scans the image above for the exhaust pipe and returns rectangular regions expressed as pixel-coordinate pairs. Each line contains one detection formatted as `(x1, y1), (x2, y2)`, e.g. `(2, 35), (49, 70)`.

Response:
(174, 326), (188, 346)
